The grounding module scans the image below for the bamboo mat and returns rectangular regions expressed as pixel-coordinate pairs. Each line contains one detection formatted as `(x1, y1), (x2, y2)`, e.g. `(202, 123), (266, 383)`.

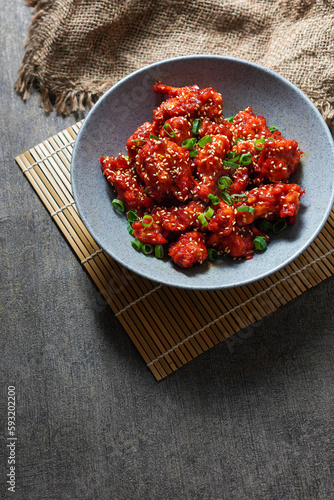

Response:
(15, 122), (334, 380)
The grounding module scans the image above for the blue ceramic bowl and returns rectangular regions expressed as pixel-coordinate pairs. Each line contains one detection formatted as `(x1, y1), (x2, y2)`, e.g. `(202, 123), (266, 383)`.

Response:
(71, 55), (334, 289)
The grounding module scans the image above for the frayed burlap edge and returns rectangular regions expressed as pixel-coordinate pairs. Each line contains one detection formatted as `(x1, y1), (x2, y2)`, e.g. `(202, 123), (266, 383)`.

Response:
(15, 0), (334, 127)
(14, 0), (111, 115)
(318, 99), (334, 128)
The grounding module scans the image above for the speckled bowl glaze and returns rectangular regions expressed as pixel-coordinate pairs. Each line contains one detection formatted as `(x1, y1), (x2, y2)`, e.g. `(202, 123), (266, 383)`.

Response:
(71, 55), (334, 290)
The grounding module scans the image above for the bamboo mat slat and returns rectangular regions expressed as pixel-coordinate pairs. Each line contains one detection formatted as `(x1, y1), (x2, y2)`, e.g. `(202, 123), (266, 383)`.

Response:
(15, 122), (334, 381)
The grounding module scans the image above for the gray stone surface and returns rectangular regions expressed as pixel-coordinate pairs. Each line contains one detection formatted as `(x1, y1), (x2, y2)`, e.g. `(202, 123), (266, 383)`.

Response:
(1, 2), (333, 499)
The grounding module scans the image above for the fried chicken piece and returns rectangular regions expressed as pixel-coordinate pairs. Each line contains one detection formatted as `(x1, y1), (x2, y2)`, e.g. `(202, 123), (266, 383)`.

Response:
(158, 116), (193, 146)
(207, 226), (255, 260)
(235, 182), (305, 226)
(153, 82), (223, 125)
(169, 231), (208, 268)
(135, 138), (195, 203)
(132, 214), (169, 245)
(192, 135), (230, 201)
(101, 155), (153, 212)
(232, 107), (271, 141)
(126, 122), (158, 162)
(156, 201), (204, 233)
(198, 119), (232, 144)
(256, 138), (302, 183)
(207, 201), (235, 236)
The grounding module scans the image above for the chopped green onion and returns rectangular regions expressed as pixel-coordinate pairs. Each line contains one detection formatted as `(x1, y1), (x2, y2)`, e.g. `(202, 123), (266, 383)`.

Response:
(112, 199), (125, 212)
(231, 194), (248, 202)
(207, 248), (219, 262)
(204, 206), (214, 219)
(218, 176), (233, 190)
(269, 126), (279, 132)
(254, 138), (266, 150)
(226, 152), (240, 162)
(220, 191), (233, 205)
(197, 135), (213, 148)
(149, 134), (160, 140)
(208, 193), (220, 205)
(142, 215), (153, 227)
(144, 187), (150, 195)
(142, 244), (154, 255)
(163, 122), (176, 138)
(192, 118), (201, 135)
(239, 153), (252, 165)
(266, 137), (275, 142)
(123, 155), (129, 160)
(131, 239), (143, 251)
(134, 138), (146, 147)
(225, 116), (234, 124)
(237, 206), (255, 213)
(273, 218), (288, 234)
(126, 220), (134, 235)
(155, 245), (164, 259)
(253, 236), (267, 251)
(258, 220), (273, 232)
(189, 149), (199, 158)
(233, 138), (244, 145)
(127, 209), (139, 222)
(181, 138), (197, 150)
(223, 160), (239, 169)
(198, 213), (208, 227)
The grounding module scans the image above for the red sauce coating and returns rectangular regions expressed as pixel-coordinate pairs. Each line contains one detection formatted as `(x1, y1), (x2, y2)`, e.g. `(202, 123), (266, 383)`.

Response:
(101, 83), (304, 268)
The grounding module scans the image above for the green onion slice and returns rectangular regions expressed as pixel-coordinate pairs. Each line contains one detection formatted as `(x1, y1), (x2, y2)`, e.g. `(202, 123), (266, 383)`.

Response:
(181, 138), (197, 150)
(253, 236), (267, 251)
(204, 206), (214, 219)
(273, 218), (288, 234)
(197, 135), (213, 148)
(112, 199), (125, 212)
(207, 248), (219, 262)
(142, 215), (153, 227)
(208, 193), (220, 205)
(226, 152), (240, 162)
(189, 149), (199, 158)
(131, 239), (143, 251)
(223, 160), (239, 169)
(163, 122), (176, 138)
(155, 245), (164, 259)
(126, 220), (134, 235)
(239, 153), (252, 165)
(134, 138), (146, 147)
(254, 138), (266, 150)
(258, 220), (273, 233)
(233, 138), (245, 145)
(220, 191), (233, 205)
(198, 213), (208, 227)
(269, 126), (279, 132)
(218, 176), (233, 190)
(149, 134), (160, 140)
(231, 194), (248, 202)
(127, 209), (139, 222)
(266, 137), (275, 142)
(225, 116), (234, 124)
(237, 206), (255, 213)
(142, 244), (154, 255)
(192, 118), (201, 135)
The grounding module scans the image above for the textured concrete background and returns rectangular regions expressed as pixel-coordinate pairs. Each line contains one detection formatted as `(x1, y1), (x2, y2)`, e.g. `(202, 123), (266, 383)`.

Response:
(1, 2), (334, 499)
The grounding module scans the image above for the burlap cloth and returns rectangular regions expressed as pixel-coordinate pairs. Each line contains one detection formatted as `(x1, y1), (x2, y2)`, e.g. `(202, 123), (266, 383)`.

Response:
(16, 0), (334, 125)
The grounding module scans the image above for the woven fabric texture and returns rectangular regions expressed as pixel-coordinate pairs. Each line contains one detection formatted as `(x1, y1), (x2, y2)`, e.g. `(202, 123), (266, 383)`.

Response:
(16, 0), (334, 124)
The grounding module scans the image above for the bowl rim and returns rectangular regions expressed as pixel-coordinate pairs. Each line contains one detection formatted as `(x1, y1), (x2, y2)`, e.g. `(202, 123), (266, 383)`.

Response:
(71, 54), (334, 290)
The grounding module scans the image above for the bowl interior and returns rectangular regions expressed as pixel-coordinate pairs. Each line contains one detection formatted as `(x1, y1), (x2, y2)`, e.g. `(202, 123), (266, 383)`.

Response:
(71, 55), (334, 289)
